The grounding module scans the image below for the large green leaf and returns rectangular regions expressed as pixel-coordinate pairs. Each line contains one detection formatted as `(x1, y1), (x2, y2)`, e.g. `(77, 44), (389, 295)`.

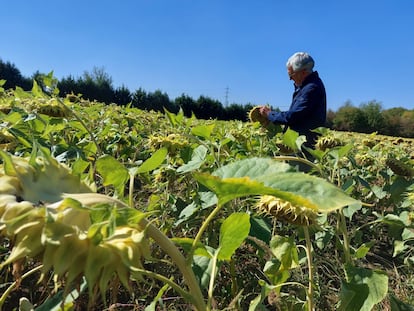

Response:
(96, 155), (129, 195)
(269, 235), (299, 270)
(192, 246), (217, 288)
(212, 157), (292, 178)
(164, 107), (184, 127)
(136, 147), (168, 173)
(249, 216), (272, 244)
(338, 265), (388, 311)
(282, 127), (303, 151)
(194, 157), (359, 212)
(177, 145), (208, 173)
(218, 212), (250, 261)
(191, 124), (215, 140)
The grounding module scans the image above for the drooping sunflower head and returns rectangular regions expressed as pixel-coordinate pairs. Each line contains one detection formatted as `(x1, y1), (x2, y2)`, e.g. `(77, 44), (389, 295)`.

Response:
(0, 151), (95, 236)
(385, 157), (414, 177)
(315, 135), (343, 151)
(255, 195), (318, 226)
(248, 106), (269, 126)
(355, 154), (376, 166)
(0, 129), (18, 152)
(0, 152), (150, 302)
(0, 152), (94, 204)
(35, 101), (69, 117)
(148, 133), (190, 155)
(0, 103), (12, 114)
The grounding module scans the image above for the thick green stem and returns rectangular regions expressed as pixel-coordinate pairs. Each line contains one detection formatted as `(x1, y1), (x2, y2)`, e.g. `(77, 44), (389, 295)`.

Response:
(207, 250), (220, 311)
(144, 220), (206, 311)
(132, 268), (194, 305)
(192, 203), (222, 252)
(304, 227), (314, 311)
(128, 171), (135, 208)
(273, 156), (321, 173)
(338, 209), (351, 265)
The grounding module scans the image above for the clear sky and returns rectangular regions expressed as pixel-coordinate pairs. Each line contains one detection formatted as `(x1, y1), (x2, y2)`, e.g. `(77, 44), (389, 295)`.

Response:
(1, 0), (413, 112)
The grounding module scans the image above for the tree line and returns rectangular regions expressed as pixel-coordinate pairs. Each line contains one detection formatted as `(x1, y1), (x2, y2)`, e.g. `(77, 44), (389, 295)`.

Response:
(1, 58), (413, 138)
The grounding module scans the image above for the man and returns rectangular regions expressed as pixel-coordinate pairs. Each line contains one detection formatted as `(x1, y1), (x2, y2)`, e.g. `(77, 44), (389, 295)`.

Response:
(260, 52), (327, 148)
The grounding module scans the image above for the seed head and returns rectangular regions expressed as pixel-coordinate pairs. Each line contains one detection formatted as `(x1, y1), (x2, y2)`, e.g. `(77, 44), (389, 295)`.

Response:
(255, 195), (318, 226)
(248, 106), (269, 126)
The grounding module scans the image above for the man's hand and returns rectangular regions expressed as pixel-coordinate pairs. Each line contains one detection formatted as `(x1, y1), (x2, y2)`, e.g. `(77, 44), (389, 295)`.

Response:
(259, 106), (271, 117)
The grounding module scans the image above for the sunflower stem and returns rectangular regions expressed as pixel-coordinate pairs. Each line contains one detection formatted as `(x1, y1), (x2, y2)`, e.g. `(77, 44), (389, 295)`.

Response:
(273, 155), (321, 173)
(144, 221), (206, 311)
(0, 264), (43, 308)
(304, 226), (315, 311)
(192, 203), (223, 254)
(338, 208), (352, 265)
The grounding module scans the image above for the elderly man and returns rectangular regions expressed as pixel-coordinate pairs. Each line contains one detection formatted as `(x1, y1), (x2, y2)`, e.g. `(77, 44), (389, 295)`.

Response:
(260, 52), (327, 148)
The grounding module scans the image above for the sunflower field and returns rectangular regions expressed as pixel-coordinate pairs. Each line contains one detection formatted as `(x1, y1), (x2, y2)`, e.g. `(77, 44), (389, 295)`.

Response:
(0, 79), (413, 311)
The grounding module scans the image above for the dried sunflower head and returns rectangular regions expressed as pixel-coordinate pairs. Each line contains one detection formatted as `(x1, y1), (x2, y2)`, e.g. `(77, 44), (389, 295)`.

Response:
(0, 151), (95, 238)
(315, 135), (343, 151)
(248, 106), (269, 126)
(0, 104), (12, 114)
(385, 157), (414, 177)
(0, 152), (150, 303)
(0, 129), (18, 152)
(355, 154), (375, 166)
(275, 142), (295, 155)
(35, 102), (69, 117)
(255, 195), (318, 226)
(362, 138), (377, 148)
(0, 152), (94, 204)
(148, 133), (189, 155)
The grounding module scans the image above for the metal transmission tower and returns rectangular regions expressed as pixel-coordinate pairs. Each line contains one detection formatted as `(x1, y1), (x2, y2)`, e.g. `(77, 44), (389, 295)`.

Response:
(225, 86), (229, 106)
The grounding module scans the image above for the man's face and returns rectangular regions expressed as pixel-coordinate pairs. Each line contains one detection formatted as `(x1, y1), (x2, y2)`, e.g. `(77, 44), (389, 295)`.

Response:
(287, 66), (306, 86)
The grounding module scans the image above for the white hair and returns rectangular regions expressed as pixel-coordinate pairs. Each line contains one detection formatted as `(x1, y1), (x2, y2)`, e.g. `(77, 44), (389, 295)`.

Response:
(286, 52), (314, 73)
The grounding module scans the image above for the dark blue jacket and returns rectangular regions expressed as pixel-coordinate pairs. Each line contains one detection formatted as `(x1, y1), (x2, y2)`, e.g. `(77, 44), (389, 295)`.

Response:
(268, 71), (326, 145)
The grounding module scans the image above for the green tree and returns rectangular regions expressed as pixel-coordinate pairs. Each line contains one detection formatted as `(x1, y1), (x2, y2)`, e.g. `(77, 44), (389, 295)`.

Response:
(79, 67), (115, 103)
(333, 101), (367, 132)
(0, 59), (31, 90)
(175, 94), (196, 117)
(195, 96), (225, 120)
(359, 100), (385, 133)
(147, 90), (176, 113)
(326, 109), (336, 129)
(224, 103), (250, 121)
(381, 107), (407, 136)
(114, 85), (132, 106)
(58, 75), (79, 97)
(131, 88), (148, 110)
(399, 110), (414, 137)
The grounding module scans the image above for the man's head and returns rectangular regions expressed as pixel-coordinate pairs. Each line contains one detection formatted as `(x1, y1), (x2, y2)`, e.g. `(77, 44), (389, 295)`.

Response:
(286, 52), (314, 86)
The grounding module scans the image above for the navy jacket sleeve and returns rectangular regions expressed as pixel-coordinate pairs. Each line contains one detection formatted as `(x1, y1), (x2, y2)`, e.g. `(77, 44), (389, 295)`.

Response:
(268, 83), (321, 125)
(267, 71), (326, 140)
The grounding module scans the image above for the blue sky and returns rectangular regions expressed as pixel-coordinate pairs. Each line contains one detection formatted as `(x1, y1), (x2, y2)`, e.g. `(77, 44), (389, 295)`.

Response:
(1, 1), (413, 111)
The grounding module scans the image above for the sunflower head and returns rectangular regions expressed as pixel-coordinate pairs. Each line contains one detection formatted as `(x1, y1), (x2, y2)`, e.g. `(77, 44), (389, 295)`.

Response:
(0, 129), (18, 152)
(315, 135), (343, 151)
(35, 102), (69, 117)
(248, 106), (269, 126)
(0, 152), (150, 303)
(0, 152), (94, 204)
(255, 195), (318, 226)
(386, 157), (414, 177)
(148, 133), (189, 155)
